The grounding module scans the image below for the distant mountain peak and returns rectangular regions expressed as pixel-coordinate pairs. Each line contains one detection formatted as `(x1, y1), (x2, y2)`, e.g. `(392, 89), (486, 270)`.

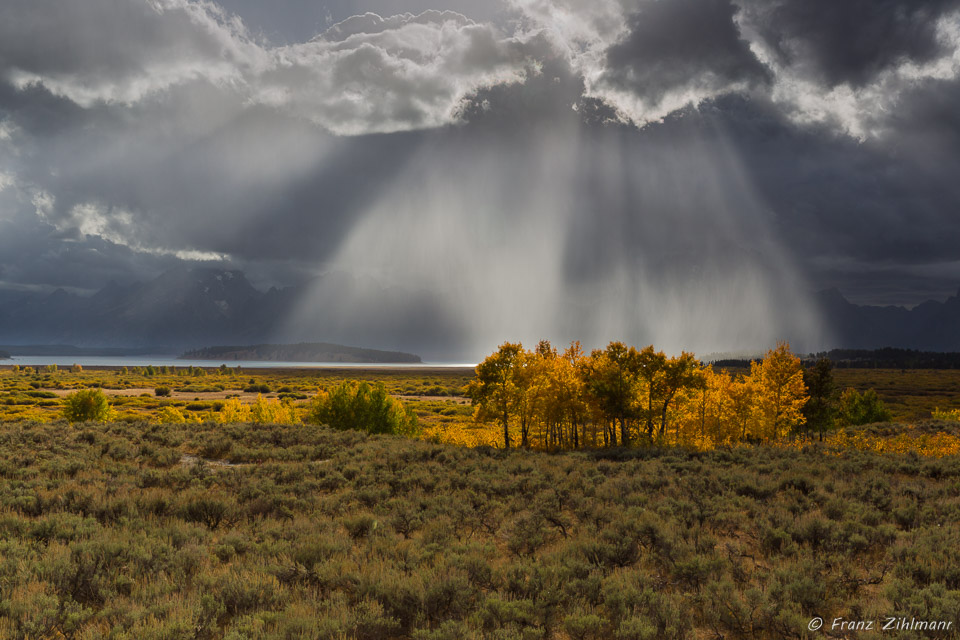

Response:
(46, 288), (71, 300)
(815, 287), (851, 306)
(817, 286), (960, 351)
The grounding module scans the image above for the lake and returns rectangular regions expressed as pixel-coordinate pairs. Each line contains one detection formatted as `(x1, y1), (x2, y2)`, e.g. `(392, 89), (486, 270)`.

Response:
(1, 355), (476, 369)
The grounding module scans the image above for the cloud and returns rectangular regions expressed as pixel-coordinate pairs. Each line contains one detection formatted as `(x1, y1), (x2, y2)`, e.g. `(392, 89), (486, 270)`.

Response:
(682, 93), (960, 304)
(317, 10), (472, 41)
(737, 0), (960, 88)
(508, 0), (627, 50)
(0, 1), (531, 136)
(0, 0), (260, 105)
(257, 11), (529, 134)
(735, 0), (960, 137)
(594, 0), (770, 123)
(502, 0), (960, 137)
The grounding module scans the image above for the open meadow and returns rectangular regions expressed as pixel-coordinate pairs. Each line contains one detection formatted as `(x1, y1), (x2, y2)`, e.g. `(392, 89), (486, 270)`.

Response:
(2, 364), (959, 446)
(0, 365), (488, 448)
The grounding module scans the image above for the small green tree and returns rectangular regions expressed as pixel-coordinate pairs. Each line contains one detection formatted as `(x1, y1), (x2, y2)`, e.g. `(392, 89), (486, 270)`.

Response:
(62, 388), (113, 423)
(308, 381), (418, 436)
(836, 388), (891, 426)
(466, 342), (525, 449)
(802, 357), (836, 440)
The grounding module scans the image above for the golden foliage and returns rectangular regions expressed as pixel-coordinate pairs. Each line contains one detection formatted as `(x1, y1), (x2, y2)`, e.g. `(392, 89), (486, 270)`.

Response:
(932, 407), (960, 422)
(467, 340), (813, 451)
(772, 427), (960, 458)
(250, 394), (300, 425)
(750, 342), (807, 440)
(156, 406), (201, 424)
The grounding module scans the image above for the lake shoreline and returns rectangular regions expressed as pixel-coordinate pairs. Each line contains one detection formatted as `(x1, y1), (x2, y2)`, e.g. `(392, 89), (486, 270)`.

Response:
(0, 355), (476, 372)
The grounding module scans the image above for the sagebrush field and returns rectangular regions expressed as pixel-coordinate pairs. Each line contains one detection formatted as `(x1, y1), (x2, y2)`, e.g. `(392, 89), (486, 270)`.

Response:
(1, 419), (960, 639)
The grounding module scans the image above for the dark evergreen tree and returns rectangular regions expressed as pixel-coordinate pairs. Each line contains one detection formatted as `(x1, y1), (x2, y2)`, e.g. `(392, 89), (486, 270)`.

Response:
(802, 357), (836, 441)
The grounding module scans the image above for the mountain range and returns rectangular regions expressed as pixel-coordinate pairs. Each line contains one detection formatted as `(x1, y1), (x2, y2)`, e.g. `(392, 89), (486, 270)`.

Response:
(814, 287), (960, 351)
(0, 267), (460, 358)
(0, 268), (959, 357)
(182, 343), (421, 364)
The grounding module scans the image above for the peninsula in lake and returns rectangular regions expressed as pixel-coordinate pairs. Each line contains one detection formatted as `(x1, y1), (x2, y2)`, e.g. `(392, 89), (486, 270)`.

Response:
(180, 343), (422, 364)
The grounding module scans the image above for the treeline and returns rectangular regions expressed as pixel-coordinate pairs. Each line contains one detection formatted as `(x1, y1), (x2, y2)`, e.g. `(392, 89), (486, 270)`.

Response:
(467, 341), (814, 451)
(814, 348), (960, 369)
(715, 348), (960, 370)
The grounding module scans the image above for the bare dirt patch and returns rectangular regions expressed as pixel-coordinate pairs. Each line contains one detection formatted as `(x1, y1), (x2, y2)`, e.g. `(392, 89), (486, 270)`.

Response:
(398, 395), (470, 404)
(179, 454), (249, 469)
(44, 388), (274, 402)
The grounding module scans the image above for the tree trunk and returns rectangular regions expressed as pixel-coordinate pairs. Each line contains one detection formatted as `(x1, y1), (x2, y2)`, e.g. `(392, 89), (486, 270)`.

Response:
(646, 392), (655, 437)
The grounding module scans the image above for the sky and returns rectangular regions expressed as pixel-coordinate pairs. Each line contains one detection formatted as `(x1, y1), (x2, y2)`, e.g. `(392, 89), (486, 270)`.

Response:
(1, 0), (960, 356)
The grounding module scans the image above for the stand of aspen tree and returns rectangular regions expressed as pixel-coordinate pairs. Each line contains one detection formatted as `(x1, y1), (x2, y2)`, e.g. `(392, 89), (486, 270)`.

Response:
(467, 341), (808, 450)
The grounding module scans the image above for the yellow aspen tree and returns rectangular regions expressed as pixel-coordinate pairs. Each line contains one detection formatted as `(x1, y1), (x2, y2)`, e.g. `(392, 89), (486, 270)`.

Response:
(706, 369), (738, 446)
(679, 365), (726, 449)
(573, 343), (607, 448)
(636, 346), (667, 439)
(560, 342), (589, 449)
(670, 383), (704, 448)
(512, 346), (538, 448)
(656, 353), (705, 440)
(218, 397), (251, 423)
(750, 342), (808, 440)
(727, 374), (756, 442)
(529, 340), (560, 448)
(582, 342), (641, 447)
(251, 394), (299, 424)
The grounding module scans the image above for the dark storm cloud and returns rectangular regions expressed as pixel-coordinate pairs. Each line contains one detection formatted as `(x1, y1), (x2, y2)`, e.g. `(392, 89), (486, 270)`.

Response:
(677, 93), (960, 302)
(0, 77), (423, 269)
(0, 0), (219, 78)
(0, 0), (959, 330)
(880, 75), (960, 155)
(455, 32), (620, 129)
(0, 0), (256, 106)
(738, 0), (960, 87)
(599, 0), (770, 103)
(0, 185), (196, 291)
